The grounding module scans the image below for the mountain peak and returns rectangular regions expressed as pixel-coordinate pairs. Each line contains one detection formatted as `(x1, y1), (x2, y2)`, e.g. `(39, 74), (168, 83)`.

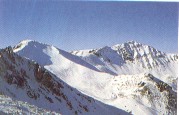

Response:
(6, 39), (177, 115)
(126, 40), (139, 44)
(19, 39), (46, 46)
(112, 40), (142, 48)
(13, 39), (50, 53)
(13, 40), (32, 52)
(18, 39), (49, 46)
(20, 39), (33, 43)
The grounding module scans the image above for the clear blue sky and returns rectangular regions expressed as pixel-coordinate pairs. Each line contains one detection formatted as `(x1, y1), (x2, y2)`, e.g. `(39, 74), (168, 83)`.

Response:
(0, 1), (178, 53)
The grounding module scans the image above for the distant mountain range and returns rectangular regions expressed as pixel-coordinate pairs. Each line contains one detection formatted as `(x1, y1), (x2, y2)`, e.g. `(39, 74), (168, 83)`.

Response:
(0, 40), (177, 115)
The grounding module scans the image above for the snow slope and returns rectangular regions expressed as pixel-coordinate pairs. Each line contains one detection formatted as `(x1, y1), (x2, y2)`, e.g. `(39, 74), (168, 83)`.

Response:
(13, 40), (178, 115)
(0, 93), (60, 115)
(72, 41), (178, 91)
(0, 47), (127, 115)
(13, 40), (118, 99)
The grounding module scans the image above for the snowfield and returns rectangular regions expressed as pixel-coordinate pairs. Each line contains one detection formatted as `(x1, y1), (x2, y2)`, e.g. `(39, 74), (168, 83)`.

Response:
(0, 39), (174, 115)
(0, 93), (60, 115)
(0, 46), (128, 115)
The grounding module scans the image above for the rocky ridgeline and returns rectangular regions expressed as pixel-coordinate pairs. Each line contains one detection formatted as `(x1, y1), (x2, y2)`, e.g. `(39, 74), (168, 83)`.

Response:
(0, 47), (125, 115)
(72, 41), (178, 75)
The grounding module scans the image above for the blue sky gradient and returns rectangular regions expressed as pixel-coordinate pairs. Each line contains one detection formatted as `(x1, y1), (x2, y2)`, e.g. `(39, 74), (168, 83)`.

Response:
(0, 1), (178, 53)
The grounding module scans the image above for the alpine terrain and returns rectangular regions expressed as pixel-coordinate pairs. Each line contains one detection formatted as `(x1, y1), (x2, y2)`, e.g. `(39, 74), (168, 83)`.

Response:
(0, 40), (177, 115)
(0, 46), (126, 114)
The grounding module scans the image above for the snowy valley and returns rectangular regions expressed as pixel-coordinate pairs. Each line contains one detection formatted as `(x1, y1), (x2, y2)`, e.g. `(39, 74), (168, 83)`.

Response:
(0, 40), (177, 115)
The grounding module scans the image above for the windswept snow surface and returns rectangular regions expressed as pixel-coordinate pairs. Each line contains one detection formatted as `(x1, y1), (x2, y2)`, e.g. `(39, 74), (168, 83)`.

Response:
(72, 41), (178, 91)
(0, 93), (60, 115)
(14, 40), (117, 99)
(13, 40), (178, 115)
(0, 47), (128, 115)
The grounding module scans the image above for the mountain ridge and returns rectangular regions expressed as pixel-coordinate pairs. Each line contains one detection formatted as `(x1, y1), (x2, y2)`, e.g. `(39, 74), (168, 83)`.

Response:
(11, 39), (178, 115)
(0, 46), (127, 114)
(72, 40), (177, 78)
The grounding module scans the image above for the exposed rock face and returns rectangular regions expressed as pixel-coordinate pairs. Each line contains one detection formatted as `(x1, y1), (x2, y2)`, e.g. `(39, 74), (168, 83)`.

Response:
(108, 73), (177, 115)
(72, 41), (178, 74)
(0, 47), (128, 115)
(0, 47), (27, 88)
(12, 40), (177, 115)
(144, 74), (177, 114)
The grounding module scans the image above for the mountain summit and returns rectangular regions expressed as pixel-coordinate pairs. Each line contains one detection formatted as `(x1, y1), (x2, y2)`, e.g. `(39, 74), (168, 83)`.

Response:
(72, 41), (177, 73)
(10, 40), (178, 114)
(0, 45), (127, 114)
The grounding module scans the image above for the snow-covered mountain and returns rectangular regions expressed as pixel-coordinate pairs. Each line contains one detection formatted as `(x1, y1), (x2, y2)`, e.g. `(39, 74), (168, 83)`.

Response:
(12, 40), (178, 115)
(72, 40), (177, 74)
(0, 46), (127, 115)
(72, 41), (178, 91)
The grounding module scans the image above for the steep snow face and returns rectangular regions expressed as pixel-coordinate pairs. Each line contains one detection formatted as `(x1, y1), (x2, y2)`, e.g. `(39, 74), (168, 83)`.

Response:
(1, 47), (127, 115)
(13, 40), (177, 115)
(13, 40), (116, 98)
(72, 41), (178, 90)
(72, 41), (177, 74)
(112, 41), (177, 71)
(13, 40), (99, 71)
